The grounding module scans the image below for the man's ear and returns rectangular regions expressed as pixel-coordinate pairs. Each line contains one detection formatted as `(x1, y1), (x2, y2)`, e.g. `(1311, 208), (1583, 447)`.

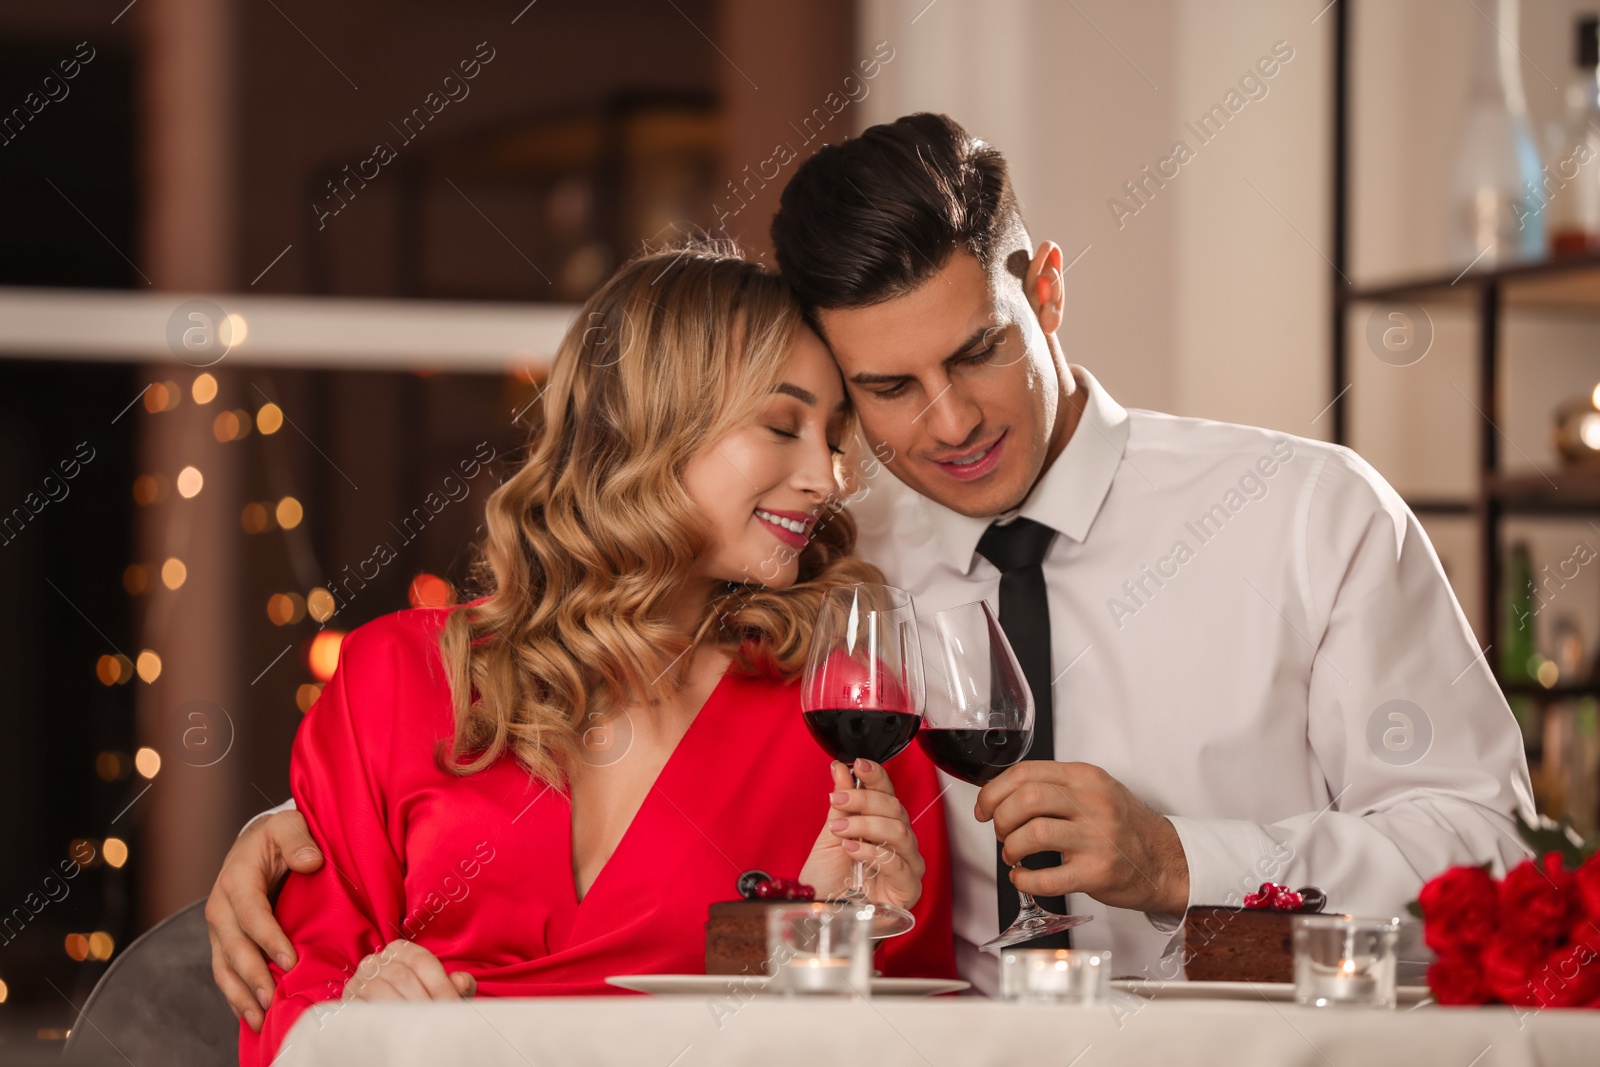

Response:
(1023, 241), (1064, 334)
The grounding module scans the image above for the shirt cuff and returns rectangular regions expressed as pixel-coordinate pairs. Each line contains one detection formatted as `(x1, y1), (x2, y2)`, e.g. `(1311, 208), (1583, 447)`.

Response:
(1165, 815), (1289, 910)
(239, 797), (297, 837)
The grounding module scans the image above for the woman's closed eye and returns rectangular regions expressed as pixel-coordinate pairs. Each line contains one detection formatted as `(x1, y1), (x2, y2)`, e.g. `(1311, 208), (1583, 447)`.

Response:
(769, 425), (845, 455)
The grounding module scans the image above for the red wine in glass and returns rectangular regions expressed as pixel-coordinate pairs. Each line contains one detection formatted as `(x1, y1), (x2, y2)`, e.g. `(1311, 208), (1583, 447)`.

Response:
(917, 599), (1092, 950)
(802, 708), (922, 766)
(916, 727), (1030, 785)
(801, 583), (925, 938)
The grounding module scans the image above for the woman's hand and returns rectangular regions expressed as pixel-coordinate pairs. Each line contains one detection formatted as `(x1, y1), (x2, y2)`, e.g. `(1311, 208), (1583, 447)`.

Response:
(799, 758), (926, 911)
(341, 940), (477, 1003)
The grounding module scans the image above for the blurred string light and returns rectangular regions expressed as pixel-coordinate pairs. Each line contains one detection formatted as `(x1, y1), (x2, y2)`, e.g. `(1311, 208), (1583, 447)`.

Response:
(131, 474), (166, 506)
(102, 838), (128, 868)
(307, 588), (335, 622)
(296, 683), (325, 713)
(240, 502), (274, 533)
(135, 650), (161, 684)
(224, 312), (248, 348)
(134, 747), (160, 779)
(308, 631), (344, 682)
(64, 933), (116, 962)
(88, 932), (115, 961)
(122, 564), (148, 595)
(256, 402), (283, 435)
(161, 557), (187, 590)
(95, 654), (133, 686)
(94, 752), (125, 781)
(176, 465), (203, 498)
(408, 573), (454, 609)
(0, 978), (8, 1003)
(68, 839), (96, 868)
(192, 373), (218, 405)
(142, 381), (181, 414)
(213, 409), (242, 442)
(267, 592), (306, 626)
(276, 496), (303, 529)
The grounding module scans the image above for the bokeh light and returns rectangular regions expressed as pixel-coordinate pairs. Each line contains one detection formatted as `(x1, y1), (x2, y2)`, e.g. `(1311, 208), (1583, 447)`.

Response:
(94, 752), (124, 781)
(102, 838), (128, 869)
(257, 402), (283, 434)
(135, 650), (162, 683)
(143, 382), (180, 413)
(122, 563), (148, 595)
(306, 588), (336, 622)
(161, 557), (187, 590)
(296, 682), (325, 713)
(176, 466), (204, 498)
(241, 502), (273, 534)
(132, 474), (165, 506)
(267, 592), (306, 626)
(308, 630), (344, 682)
(87, 932), (115, 961)
(224, 312), (249, 348)
(408, 573), (454, 608)
(192, 373), (218, 404)
(135, 747), (161, 779)
(95, 654), (133, 686)
(276, 496), (303, 529)
(213, 409), (241, 442)
(64, 934), (89, 962)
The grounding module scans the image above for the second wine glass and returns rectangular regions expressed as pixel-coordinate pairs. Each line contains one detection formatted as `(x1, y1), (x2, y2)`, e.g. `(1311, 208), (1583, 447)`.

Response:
(916, 598), (1092, 951)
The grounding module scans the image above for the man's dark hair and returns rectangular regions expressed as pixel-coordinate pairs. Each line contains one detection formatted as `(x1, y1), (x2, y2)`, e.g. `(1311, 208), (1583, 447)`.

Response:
(770, 112), (1025, 312)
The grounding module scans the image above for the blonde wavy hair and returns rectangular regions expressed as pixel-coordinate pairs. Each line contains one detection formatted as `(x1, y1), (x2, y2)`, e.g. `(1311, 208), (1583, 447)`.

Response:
(438, 245), (884, 784)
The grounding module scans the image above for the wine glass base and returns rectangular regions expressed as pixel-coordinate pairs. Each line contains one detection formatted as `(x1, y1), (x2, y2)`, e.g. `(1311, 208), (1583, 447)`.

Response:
(981, 912), (1094, 952)
(834, 900), (916, 939)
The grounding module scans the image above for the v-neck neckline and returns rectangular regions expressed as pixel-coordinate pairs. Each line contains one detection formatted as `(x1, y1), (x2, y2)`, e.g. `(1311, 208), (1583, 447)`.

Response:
(559, 661), (740, 914)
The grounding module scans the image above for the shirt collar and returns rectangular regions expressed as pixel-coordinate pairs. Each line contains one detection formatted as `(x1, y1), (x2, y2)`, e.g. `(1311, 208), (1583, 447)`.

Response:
(915, 364), (1130, 575)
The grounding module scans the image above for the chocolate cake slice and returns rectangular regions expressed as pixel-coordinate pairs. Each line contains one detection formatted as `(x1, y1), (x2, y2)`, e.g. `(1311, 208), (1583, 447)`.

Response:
(1182, 884), (1327, 983)
(705, 900), (791, 977)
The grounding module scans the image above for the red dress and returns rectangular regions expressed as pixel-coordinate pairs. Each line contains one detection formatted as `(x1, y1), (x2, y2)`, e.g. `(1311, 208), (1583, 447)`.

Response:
(241, 606), (957, 1065)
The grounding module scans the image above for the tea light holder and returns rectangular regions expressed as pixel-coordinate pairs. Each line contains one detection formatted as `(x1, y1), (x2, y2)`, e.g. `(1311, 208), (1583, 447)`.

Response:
(998, 948), (1112, 1004)
(766, 901), (873, 998)
(1291, 915), (1399, 1009)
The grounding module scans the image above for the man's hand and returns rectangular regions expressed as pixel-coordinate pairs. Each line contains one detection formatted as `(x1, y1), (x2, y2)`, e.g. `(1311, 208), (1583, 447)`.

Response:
(205, 809), (323, 1032)
(974, 761), (1189, 915)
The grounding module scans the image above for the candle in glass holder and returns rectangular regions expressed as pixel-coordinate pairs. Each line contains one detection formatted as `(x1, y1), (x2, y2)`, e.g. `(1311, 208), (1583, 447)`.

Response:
(998, 949), (1112, 1004)
(1292, 915), (1398, 1008)
(766, 902), (872, 998)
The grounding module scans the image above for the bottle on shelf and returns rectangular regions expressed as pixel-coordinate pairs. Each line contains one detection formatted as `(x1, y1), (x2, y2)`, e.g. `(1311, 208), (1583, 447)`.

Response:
(1543, 15), (1600, 255)
(1451, 0), (1547, 266)
(1502, 540), (1536, 683)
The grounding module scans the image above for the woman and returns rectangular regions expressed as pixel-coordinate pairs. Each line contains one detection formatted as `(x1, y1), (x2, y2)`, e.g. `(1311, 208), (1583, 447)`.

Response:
(239, 247), (956, 1064)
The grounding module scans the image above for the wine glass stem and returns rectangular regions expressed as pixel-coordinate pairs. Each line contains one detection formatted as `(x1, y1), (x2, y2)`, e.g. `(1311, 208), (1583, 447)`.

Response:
(847, 771), (866, 900)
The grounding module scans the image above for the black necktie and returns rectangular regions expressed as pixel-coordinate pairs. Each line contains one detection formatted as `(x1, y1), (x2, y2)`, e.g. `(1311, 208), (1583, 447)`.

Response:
(976, 516), (1071, 948)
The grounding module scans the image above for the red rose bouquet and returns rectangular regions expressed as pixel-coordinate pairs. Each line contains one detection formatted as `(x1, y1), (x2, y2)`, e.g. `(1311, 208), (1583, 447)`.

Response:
(1414, 826), (1600, 1008)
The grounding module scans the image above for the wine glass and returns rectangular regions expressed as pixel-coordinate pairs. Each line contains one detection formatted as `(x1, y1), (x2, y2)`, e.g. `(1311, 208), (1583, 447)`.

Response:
(801, 582), (925, 938)
(916, 598), (1092, 951)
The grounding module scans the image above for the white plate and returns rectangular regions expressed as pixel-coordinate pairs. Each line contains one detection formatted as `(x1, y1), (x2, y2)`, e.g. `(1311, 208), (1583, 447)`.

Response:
(1112, 980), (1433, 1005)
(606, 974), (970, 997)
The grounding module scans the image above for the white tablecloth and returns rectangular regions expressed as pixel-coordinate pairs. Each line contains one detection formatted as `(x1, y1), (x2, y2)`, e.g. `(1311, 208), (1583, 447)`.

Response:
(276, 993), (1600, 1066)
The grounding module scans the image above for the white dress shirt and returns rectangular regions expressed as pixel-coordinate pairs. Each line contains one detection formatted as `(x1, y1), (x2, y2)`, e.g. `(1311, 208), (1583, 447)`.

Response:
(851, 364), (1536, 994)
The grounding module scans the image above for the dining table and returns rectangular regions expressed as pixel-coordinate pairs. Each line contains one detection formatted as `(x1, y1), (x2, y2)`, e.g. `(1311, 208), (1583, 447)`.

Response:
(273, 987), (1600, 1066)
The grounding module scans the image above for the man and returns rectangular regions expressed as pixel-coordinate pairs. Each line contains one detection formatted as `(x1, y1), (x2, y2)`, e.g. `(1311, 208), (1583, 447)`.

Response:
(209, 113), (1534, 1016)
